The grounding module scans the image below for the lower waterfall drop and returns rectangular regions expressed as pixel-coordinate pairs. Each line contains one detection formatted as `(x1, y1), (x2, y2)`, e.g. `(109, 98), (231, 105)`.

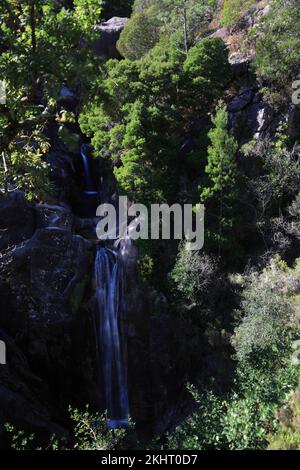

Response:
(94, 247), (129, 429)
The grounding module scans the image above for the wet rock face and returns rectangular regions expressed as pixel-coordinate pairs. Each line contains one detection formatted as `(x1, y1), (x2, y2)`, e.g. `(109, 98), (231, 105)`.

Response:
(0, 196), (96, 439)
(5, 228), (91, 324)
(46, 147), (80, 209)
(228, 86), (256, 114)
(287, 104), (300, 139)
(110, 239), (151, 426)
(93, 17), (129, 59)
(0, 330), (67, 447)
(0, 194), (36, 251)
(230, 2), (270, 35)
(228, 85), (276, 142)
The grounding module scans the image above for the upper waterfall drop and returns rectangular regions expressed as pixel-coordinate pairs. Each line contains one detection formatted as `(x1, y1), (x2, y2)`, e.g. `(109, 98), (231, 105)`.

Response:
(80, 144), (98, 196)
(94, 246), (129, 429)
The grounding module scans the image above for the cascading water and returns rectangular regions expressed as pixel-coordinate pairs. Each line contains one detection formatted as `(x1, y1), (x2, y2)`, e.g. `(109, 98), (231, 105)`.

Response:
(94, 247), (129, 429)
(82, 140), (131, 427)
(81, 144), (97, 196)
(79, 143), (98, 218)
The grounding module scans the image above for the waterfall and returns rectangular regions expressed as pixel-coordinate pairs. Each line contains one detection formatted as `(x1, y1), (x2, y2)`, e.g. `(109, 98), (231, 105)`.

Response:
(94, 247), (129, 428)
(81, 144), (97, 196)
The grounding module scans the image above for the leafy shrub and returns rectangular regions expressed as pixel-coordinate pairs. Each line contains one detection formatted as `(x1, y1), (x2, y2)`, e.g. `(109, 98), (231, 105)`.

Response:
(166, 258), (300, 450)
(222, 0), (256, 28)
(166, 387), (226, 450)
(268, 387), (300, 450)
(233, 287), (292, 362)
(0, 130), (54, 201)
(166, 344), (299, 450)
(137, 253), (154, 281)
(5, 406), (128, 451)
(170, 243), (218, 306)
(233, 260), (295, 362)
(166, 386), (275, 450)
(69, 407), (128, 450)
(221, 393), (276, 450)
(254, 0), (300, 86)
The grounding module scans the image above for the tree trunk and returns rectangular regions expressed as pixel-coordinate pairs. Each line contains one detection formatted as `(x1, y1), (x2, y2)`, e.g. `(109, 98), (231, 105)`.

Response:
(29, 0), (37, 52)
(182, 5), (188, 57)
(29, 0), (38, 102)
(2, 152), (9, 194)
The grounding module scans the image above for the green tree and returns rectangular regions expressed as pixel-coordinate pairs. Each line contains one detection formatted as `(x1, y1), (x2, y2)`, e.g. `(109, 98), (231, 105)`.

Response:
(117, 8), (160, 60)
(80, 37), (230, 205)
(0, 0), (101, 200)
(183, 38), (231, 108)
(170, 243), (218, 307)
(157, 0), (216, 55)
(79, 43), (184, 204)
(254, 0), (300, 86)
(118, 0), (216, 60)
(233, 259), (294, 363)
(5, 406), (128, 450)
(200, 103), (239, 256)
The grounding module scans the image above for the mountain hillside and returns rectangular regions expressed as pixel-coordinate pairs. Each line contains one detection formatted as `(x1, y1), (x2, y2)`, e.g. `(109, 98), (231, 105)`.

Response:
(0, 0), (300, 451)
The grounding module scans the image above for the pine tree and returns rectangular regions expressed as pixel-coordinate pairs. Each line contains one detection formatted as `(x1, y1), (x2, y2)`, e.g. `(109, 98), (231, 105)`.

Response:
(200, 103), (240, 256)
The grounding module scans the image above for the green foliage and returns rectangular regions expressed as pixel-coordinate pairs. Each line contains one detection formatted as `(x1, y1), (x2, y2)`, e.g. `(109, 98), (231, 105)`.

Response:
(5, 406), (128, 451)
(166, 385), (276, 450)
(156, 0), (216, 49)
(230, 261), (300, 448)
(137, 253), (154, 282)
(264, 132), (300, 207)
(254, 0), (300, 86)
(0, 1), (101, 108)
(244, 131), (300, 253)
(234, 258), (300, 397)
(166, 258), (300, 450)
(56, 110), (81, 153)
(166, 388), (226, 450)
(79, 53), (177, 204)
(0, 0), (101, 201)
(201, 103), (239, 204)
(69, 406), (127, 450)
(199, 103), (240, 255)
(183, 38), (231, 95)
(222, 0), (256, 27)
(221, 393), (276, 450)
(79, 37), (230, 205)
(268, 387), (300, 450)
(74, 0), (102, 29)
(0, 127), (54, 200)
(117, 9), (161, 60)
(166, 343), (299, 450)
(4, 424), (37, 451)
(233, 274), (293, 363)
(118, 0), (216, 60)
(170, 243), (218, 306)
